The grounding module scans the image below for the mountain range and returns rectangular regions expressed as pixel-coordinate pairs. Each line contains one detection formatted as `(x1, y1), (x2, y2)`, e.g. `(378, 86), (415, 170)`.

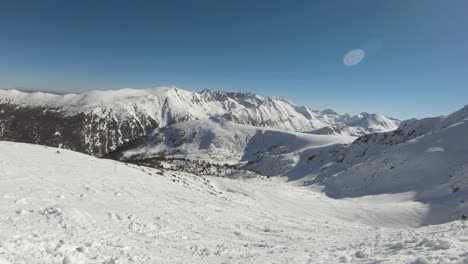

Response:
(1, 86), (467, 263)
(0, 86), (399, 156)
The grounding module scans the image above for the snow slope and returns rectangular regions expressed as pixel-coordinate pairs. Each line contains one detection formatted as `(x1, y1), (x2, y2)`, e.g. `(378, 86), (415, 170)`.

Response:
(307, 113), (401, 136)
(109, 118), (355, 176)
(347, 113), (400, 132)
(268, 105), (468, 226)
(1, 141), (468, 263)
(321, 117), (468, 224)
(351, 104), (468, 149)
(284, 105), (468, 183)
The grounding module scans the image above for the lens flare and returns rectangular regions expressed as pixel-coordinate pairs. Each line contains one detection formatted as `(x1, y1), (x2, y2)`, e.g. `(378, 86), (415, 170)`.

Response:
(343, 49), (365, 66)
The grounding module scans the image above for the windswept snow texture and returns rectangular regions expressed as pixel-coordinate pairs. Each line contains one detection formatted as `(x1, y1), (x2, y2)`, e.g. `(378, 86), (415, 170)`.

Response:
(1, 142), (468, 264)
(0, 87), (397, 155)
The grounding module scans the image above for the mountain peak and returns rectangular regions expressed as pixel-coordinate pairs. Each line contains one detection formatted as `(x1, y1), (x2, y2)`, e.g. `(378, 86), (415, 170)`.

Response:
(198, 89), (260, 100)
(0, 86), (402, 155)
(321, 109), (339, 115)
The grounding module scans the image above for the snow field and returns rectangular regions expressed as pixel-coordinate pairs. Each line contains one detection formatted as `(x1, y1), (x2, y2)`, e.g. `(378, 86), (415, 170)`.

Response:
(1, 142), (468, 263)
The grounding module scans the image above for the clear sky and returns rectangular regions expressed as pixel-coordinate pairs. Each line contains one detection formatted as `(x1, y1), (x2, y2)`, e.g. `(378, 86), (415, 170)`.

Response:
(0, 0), (467, 119)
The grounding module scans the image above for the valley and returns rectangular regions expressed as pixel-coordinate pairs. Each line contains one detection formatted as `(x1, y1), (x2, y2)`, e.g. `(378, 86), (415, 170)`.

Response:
(0, 88), (467, 263)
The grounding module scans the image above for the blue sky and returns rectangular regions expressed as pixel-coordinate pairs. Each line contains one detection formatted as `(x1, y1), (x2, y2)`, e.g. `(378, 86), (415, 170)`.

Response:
(0, 0), (467, 119)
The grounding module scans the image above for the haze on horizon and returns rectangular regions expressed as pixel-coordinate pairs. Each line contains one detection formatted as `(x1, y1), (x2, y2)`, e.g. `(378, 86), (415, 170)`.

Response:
(0, 0), (467, 119)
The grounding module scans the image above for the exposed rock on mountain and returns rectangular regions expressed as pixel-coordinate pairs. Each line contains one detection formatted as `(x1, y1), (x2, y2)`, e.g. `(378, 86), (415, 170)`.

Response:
(0, 87), (391, 156)
(108, 117), (355, 176)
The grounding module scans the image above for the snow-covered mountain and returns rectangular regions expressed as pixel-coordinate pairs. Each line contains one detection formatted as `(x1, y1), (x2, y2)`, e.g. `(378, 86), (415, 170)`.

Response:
(1, 141), (467, 263)
(108, 117), (355, 176)
(0, 87), (397, 156)
(307, 113), (400, 136)
(288, 105), (468, 180)
(321, 115), (468, 225)
(274, 105), (468, 224)
(0, 90), (466, 263)
(109, 104), (468, 224)
(106, 112), (402, 178)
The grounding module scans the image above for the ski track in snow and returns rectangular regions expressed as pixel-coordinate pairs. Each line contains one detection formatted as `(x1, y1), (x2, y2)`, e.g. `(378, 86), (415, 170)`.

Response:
(0, 142), (468, 263)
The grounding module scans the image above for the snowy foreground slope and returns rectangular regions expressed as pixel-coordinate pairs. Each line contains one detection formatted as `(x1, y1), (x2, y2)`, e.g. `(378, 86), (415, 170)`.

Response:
(1, 142), (468, 264)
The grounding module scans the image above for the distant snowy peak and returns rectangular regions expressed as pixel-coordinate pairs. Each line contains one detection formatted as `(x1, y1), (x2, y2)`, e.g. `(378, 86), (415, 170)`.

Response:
(353, 104), (468, 147)
(307, 113), (401, 136)
(347, 113), (400, 132)
(321, 109), (339, 115)
(0, 86), (182, 109)
(198, 89), (265, 105)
